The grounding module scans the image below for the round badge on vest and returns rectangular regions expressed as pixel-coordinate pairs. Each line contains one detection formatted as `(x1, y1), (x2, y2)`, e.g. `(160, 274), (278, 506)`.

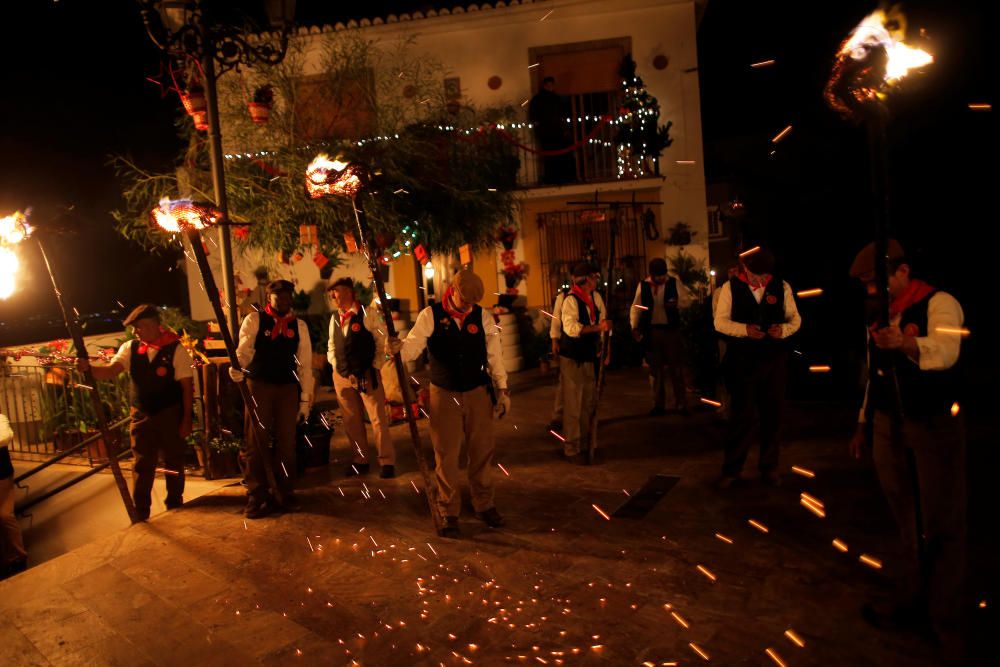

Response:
(351, 322), (361, 332)
(466, 323), (479, 334)
(285, 328), (295, 338)
(264, 330), (271, 337)
(903, 323), (920, 337)
(156, 366), (168, 377)
(766, 294), (777, 304)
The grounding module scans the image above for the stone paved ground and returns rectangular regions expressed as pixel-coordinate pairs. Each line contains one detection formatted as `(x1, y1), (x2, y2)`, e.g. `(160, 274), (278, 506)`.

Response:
(2, 368), (996, 666)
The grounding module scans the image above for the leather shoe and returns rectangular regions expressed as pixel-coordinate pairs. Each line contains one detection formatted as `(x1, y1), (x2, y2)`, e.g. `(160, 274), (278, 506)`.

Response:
(380, 465), (396, 479)
(244, 495), (269, 519)
(346, 463), (370, 477)
(438, 516), (460, 538)
(476, 507), (505, 528)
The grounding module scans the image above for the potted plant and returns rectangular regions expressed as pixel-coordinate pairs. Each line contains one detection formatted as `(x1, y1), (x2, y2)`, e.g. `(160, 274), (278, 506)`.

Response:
(207, 435), (242, 479)
(502, 262), (528, 289)
(666, 221), (697, 246)
(247, 85), (273, 125)
(497, 225), (518, 250)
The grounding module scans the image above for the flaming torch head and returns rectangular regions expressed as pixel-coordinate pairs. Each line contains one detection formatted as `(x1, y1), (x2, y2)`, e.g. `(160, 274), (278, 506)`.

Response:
(150, 198), (224, 234)
(825, 7), (933, 121)
(0, 211), (32, 300)
(305, 154), (369, 199)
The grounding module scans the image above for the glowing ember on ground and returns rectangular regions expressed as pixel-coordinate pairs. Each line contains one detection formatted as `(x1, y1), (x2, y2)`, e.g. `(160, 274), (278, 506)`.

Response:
(859, 554), (883, 569)
(591, 504), (611, 521)
(796, 288), (823, 298)
(784, 628), (806, 647)
(791, 465), (815, 478)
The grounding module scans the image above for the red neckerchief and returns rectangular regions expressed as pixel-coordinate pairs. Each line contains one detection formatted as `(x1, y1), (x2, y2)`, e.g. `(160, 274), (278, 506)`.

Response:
(570, 284), (597, 322)
(890, 278), (935, 318)
(136, 329), (180, 355)
(263, 304), (296, 340)
(647, 276), (666, 296)
(338, 302), (359, 327)
(737, 271), (772, 291)
(442, 286), (473, 326)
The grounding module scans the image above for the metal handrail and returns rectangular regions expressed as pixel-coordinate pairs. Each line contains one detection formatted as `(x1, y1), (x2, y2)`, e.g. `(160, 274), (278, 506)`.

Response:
(13, 416), (130, 485)
(14, 446), (132, 516)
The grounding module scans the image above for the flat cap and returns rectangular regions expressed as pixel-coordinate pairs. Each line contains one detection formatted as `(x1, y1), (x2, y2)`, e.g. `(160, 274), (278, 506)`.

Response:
(327, 276), (354, 291)
(849, 239), (905, 280)
(740, 246), (775, 275)
(451, 269), (485, 304)
(123, 304), (160, 327)
(267, 279), (295, 294)
(648, 257), (668, 276)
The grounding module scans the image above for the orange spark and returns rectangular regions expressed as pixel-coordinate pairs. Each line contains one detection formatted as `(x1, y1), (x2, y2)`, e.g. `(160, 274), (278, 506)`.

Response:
(714, 533), (734, 544)
(670, 611), (689, 629)
(591, 504), (612, 521)
(934, 326), (970, 336)
(791, 465), (815, 478)
(549, 429), (566, 442)
(765, 647), (787, 667)
(968, 103), (992, 111)
(796, 288), (823, 298)
(859, 554), (883, 569)
(748, 519), (769, 533)
(950, 402), (961, 417)
(700, 397), (722, 408)
(771, 125), (793, 143)
(688, 643), (710, 661)
(784, 628), (805, 647)
(751, 59), (777, 68)
(696, 565), (717, 582)
(832, 538), (849, 553)
(739, 246), (761, 258)
(498, 462), (511, 477)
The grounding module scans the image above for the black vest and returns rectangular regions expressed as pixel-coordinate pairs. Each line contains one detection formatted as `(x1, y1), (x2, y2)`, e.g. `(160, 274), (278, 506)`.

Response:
(332, 309), (376, 378)
(638, 278), (680, 333)
(869, 291), (963, 418)
(427, 303), (490, 392)
(129, 339), (182, 415)
(724, 276), (790, 356)
(560, 292), (601, 362)
(246, 311), (300, 385)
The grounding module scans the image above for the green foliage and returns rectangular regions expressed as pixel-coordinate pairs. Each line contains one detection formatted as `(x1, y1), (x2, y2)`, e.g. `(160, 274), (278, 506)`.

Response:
(669, 248), (709, 300)
(208, 435), (242, 453)
(112, 33), (519, 260)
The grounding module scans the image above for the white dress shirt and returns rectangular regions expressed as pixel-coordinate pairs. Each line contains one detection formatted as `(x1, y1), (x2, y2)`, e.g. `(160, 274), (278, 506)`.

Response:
(400, 305), (508, 390)
(111, 339), (195, 380)
(713, 279), (801, 339)
(327, 300), (389, 371)
(561, 290), (607, 338)
(857, 291), (964, 422)
(550, 292), (565, 340)
(629, 277), (691, 329)
(236, 311), (314, 401)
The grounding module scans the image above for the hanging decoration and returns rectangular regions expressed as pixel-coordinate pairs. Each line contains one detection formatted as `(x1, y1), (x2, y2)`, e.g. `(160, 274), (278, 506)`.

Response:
(343, 232), (359, 253)
(616, 54), (674, 178)
(299, 224), (318, 246)
(248, 85), (273, 125)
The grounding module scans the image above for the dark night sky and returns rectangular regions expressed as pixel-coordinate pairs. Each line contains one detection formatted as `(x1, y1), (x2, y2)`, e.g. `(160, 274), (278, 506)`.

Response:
(0, 0), (993, 355)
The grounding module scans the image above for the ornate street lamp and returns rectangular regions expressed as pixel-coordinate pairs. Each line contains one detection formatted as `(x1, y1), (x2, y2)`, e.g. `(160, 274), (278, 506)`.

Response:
(136, 0), (295, 335)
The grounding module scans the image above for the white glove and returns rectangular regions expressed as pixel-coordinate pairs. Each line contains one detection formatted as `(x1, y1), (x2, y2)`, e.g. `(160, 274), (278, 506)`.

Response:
(228, 367), (245, 383)
(387, 336), (403, 355)
(494, 389), (511, 419)
(298, 402), (311, 422)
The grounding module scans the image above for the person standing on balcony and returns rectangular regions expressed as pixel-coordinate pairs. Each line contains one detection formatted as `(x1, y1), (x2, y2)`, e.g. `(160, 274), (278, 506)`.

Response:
(229, 280), (313, 519)
(79, 305), (194, 521)
(326, 277), (396, 479)
(389, 270), (510, 538)
(630, 257), (691, 416)
(529, 76), (574, 185)
(713, 247), (800, 487)
(1, 410), (28, 579)
(559, 263), (611, 463)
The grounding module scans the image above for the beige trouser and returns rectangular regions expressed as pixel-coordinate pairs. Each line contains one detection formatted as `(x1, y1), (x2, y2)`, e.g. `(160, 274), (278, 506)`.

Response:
(1, 476), (27, 565)
(428, 384), (495, 518)
(560, 357), (596, 457)
(333, 369), (395, 465)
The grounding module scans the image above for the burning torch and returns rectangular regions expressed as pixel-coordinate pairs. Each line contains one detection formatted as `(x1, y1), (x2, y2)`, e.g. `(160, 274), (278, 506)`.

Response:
(1, 211), (139, 523)
(825, 6), (934, 567)
(150, 198), (286, 505)
(305, 154), (441, 532)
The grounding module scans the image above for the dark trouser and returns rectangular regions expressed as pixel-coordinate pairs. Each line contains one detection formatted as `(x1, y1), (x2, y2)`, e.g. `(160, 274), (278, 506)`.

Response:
(243, 379), (298, 499)
(130, 405), (186, 514)
(645, 326), (687, 410)
(722, 350), (787, 476)
(872, 410), (967, 643)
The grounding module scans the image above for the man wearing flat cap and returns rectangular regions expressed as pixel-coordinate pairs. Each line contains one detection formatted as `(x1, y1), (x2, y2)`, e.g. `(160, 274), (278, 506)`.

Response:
(230, 279), (313, 518)
(848, 239), (967, 660)
(80, 304), (194, 520)
(327, 276), (396, 479)
(390, 269), (509, 538)
(713, 246), (801, 488)
(558, 262), (611, 463)
(630, 256), (692, 416)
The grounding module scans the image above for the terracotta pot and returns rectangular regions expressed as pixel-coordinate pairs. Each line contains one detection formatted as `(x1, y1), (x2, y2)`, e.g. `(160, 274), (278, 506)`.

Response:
(191, 111), (209, 132)
(180, 90), (207, 115)
(247, 102), (270, 125)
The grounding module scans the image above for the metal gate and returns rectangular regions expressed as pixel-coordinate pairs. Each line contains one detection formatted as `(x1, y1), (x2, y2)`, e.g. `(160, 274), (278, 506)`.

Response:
(537, 206), (647, 322)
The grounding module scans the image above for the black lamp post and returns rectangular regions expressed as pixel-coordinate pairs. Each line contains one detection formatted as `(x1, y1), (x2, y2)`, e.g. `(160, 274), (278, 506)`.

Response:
(136, 0), (295, 336)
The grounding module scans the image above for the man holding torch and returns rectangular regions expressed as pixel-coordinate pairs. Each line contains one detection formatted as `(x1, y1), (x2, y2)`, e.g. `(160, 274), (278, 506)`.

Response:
(79, 305), (194, 521)
(327, 276), (396, 479)
(848, 240), (967, 660)
(389, 270), (510, 538)
(229, 280), (313, 518)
